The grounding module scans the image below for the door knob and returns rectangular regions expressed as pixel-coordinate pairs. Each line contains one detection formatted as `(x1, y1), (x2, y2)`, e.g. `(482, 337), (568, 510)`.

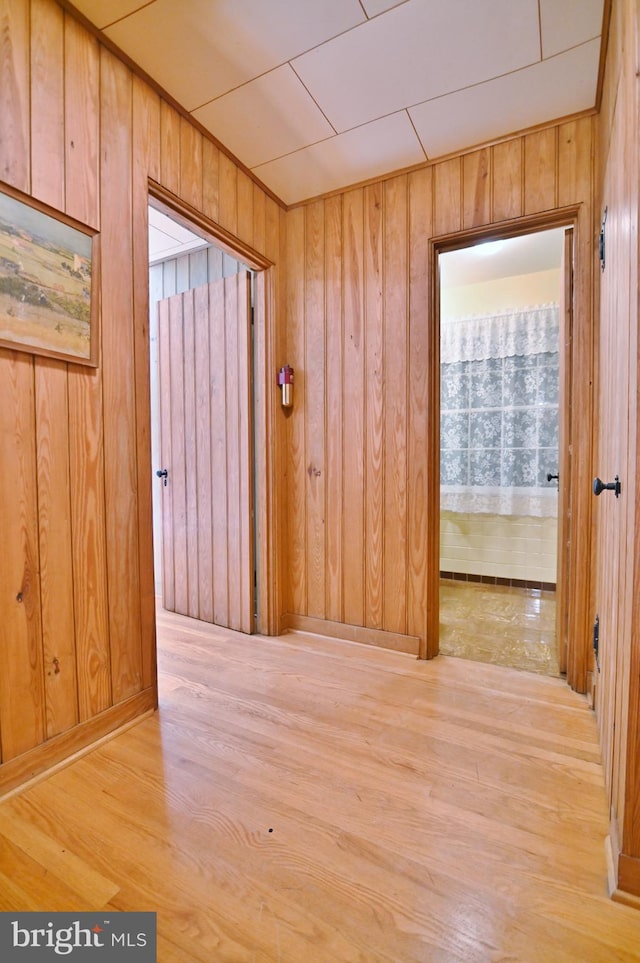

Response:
(546, 472), (559, 483)
(593, 475), (621, 498)
(156, 468), (168, 487)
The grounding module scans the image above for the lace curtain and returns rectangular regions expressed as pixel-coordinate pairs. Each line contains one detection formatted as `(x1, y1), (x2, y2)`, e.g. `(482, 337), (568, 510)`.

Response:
(440, 304), (559, 518)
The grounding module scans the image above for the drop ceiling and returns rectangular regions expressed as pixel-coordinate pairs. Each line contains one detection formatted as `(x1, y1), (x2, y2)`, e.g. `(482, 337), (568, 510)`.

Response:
(70, 0), (606, 207)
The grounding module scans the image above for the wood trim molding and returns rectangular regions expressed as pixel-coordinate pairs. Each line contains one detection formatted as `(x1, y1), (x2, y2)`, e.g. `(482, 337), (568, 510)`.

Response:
(149, 182), (273, 270)
(0, 689), (157, 799)
(285, 614), (420, 656)
(616, 853), (640, 902)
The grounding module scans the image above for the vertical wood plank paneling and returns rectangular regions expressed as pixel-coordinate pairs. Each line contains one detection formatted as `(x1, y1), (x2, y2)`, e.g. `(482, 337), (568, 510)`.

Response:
(324, 195), (343, 624)
(64, 14), (99, 228)
(383, 175), (408, 635)
(30, 0), (76, 735)
(194, 283), (213, 622)
(132, 75), (160, 690)
(463, 149), (491, 229)
(305, 201), (326, 619)
(253, 183), (266, 255)
(0, 350), (44, 760)
(182, 289), (199, 618)
(0, 0), (30, 191)
(491, 139), (523, 222)
(30, 0), (64, 209)
(176, 254), (189, 293)
(364, 183), (384, 629)
(286, 207), (307, 614)
(408, 167), (432, 653)
(160, 101), (180, 196)
(433, 158), (461, 237)
(210, 278), (229, 626)
(219, 151), (238, 236)
(35, 361), (78, 738)
(237, 273), (254, 633)
(68, 364), (112, 720)
(100, 49), (142, 701)
(202, 138), (220, 223)
(66, 15), (110, 721)
(342, 189), (365, 626)
(158, 298), (175, 611)
(253, 268), (271, 631)
(524, 128), (558, 214)
(168, 293), (188, 615)
(179, 116), (203, 211)
(223, 277), (241, 629)
(237, 169), (254, 248)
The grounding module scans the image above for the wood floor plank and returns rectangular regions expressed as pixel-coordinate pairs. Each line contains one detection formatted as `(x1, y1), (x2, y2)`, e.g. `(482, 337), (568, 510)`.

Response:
(1, 608), (640, 961)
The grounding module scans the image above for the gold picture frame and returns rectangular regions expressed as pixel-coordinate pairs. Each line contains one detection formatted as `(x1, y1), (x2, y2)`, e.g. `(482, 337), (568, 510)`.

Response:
(0, 181), (99, 366)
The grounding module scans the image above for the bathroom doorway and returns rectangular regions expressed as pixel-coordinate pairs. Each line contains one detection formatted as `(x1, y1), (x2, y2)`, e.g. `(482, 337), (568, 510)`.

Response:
(438, 227), (569, 676)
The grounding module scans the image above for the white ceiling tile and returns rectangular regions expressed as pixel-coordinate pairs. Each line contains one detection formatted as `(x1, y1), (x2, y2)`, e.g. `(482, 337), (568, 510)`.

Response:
(292, 0), (540, 133)
(252, 112), (426, 205)
(192, 66), (335, 169)
(104, 0), (365, 111)
(148, 208), (208, 263)
(540, 0), (604, 58)
(361, 0), (409, 16)
(409, 40), (600, 160)
(68, 0), (149, 29)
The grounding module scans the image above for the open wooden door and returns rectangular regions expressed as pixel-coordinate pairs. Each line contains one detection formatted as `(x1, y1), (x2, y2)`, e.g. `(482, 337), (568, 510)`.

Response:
(556, 228), (573, 675)
(157, 272), (254, 633)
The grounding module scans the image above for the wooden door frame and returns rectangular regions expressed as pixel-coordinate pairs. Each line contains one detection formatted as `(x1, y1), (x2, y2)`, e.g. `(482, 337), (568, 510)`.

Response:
(147, 181), (280, 636)
(427, 206), (591, 691)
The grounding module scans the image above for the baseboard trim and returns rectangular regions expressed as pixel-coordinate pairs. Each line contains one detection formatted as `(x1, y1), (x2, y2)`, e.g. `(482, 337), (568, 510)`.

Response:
(284, 614), (420, 655)
(0, 688), (157, 800)
(617, 853), (640, 901)
(440, 571), (556, 592)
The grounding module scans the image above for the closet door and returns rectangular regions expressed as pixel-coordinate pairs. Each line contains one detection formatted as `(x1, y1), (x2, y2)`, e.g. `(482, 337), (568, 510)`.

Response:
(157, 272), (254, 633)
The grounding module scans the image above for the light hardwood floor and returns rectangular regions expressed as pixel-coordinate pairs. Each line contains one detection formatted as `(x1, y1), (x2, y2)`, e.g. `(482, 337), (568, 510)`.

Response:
(1, 608), (640, 961)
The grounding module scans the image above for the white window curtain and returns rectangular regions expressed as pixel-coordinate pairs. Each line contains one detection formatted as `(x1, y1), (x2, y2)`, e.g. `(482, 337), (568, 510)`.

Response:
(440, 304), (559, 518)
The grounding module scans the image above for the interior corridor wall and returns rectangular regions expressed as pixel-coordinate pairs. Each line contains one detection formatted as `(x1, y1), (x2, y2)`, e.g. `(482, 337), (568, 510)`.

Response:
(283, 117), (594, 676)
(0, 0), (285, 794)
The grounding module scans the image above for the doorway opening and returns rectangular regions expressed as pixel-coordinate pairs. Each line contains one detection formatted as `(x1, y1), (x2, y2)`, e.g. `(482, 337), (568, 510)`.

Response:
(437, 227), (569, 676)
(148, 201), (258, 633)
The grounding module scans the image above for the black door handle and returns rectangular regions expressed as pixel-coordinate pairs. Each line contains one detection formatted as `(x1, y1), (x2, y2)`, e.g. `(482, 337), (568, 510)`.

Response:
(156, 468), (168, 487)
(546, 472), (559, 483)
(593, 475), (621, 497)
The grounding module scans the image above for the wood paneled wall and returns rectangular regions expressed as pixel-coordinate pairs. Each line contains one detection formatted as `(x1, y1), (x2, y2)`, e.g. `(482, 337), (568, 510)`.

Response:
(0, 0), (283, 794)
(284, 117), (595, 672)
(595, 0), (640, 901)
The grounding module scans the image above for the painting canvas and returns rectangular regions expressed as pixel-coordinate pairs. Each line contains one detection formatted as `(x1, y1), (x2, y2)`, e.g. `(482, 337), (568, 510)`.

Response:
(0, 184), (98, 365)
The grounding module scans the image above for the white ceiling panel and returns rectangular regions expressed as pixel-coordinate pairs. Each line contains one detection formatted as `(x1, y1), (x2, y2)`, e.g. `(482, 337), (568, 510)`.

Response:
(104, 0), (365, 111)
(252, 112), (426, 206)
(292, 0), (540, 133)
(70, 0), (148, 30)
(71, 0), (606, 205)
(148, 207), (208, 263)
(361, 0), (410, 16)
(409, 40), (600, 160)
(192, 66), (335, 170)
(540, 0), (604, 59)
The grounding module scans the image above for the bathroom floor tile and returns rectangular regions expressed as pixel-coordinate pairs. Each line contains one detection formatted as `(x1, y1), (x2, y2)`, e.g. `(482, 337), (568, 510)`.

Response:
(439, 580), (559, 676)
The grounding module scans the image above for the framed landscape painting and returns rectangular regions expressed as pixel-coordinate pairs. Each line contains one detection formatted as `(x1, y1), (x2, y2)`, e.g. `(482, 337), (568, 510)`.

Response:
(0, 182), (99, 366)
